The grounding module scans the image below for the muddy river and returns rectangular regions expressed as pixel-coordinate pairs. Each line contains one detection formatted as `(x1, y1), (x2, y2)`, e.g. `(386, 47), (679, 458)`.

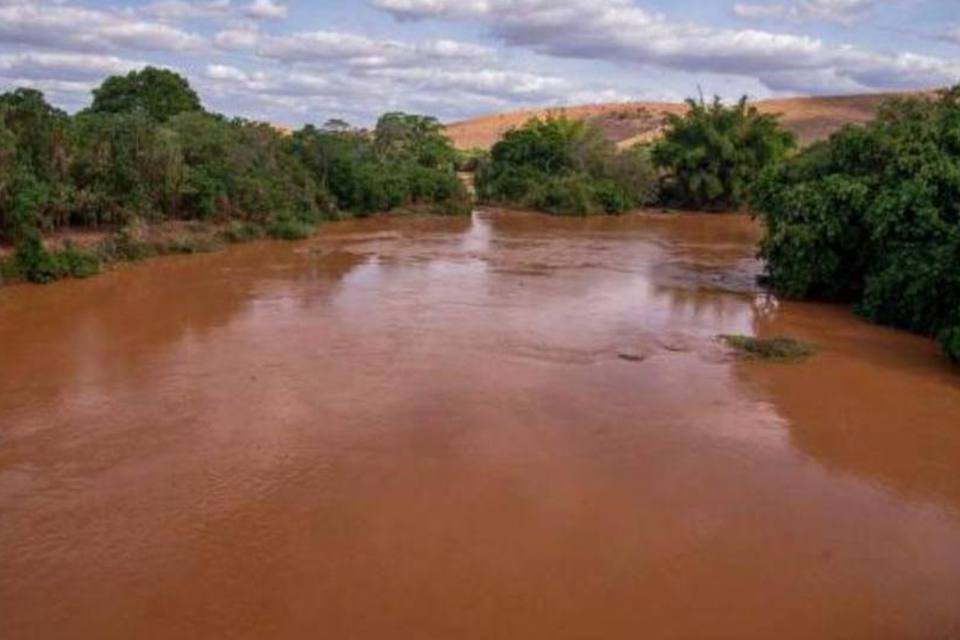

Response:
(1, 209), (959, 639)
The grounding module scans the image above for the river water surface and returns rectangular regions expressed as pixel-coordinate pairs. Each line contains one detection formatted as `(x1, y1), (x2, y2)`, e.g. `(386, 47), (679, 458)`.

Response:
(2, 209), (960, 639)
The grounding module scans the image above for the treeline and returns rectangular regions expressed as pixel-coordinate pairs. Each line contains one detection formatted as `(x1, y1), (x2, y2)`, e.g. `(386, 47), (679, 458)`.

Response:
(475, 117), (658, 215)
(754, 87), (960, 363)
(474, 96), (796, 215)
(0, 67), (469, 283)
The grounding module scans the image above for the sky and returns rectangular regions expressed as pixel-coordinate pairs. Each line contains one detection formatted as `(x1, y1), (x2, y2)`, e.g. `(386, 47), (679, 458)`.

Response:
(0, 0), (958, 127)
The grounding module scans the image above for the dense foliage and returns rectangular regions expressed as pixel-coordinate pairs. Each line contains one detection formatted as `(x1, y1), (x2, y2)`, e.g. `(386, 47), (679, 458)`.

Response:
(753, 87), (960, 362)
(88, 67), (203, 122)
(652, 97), (796, 210)
(289, 113), (469, 217)
(0, 70), (469, 283)
(475, 117), (658, 215)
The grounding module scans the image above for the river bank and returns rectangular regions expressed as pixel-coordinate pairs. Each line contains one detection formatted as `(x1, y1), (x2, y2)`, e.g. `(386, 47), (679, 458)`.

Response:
(0, 205), (464, 287)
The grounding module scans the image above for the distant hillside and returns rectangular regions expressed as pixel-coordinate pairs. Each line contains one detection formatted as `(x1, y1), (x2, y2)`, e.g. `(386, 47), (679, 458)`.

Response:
(445, 93), (906, 150)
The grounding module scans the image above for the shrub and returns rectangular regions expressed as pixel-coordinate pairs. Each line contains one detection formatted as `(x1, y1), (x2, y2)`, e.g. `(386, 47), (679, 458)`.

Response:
(13, 231), (61, 283)
(653, 96), (795, 210)
(523, 174), (596, 216)
(940, 327), (960, 363)
(57, 241), (101, 278)
(11, 234), (101, 283)
(218, 221), (263, 244)
(99, 223), (156, 261)
(289, 117), (470, 217)
(267, 217), (314, 240)
(754, 86), (960, 362)
(476, 116), (658, 215)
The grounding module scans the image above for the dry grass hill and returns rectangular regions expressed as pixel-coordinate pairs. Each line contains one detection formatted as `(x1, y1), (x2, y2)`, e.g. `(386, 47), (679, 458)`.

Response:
(444, 93), (905, 150)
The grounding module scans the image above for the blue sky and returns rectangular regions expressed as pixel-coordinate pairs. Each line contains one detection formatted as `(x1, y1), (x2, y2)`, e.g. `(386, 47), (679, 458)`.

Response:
(1, 0), (958, 126)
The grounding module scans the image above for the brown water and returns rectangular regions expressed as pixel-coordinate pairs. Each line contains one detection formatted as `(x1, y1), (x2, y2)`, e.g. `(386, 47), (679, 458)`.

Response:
(2, 209), (960, 640)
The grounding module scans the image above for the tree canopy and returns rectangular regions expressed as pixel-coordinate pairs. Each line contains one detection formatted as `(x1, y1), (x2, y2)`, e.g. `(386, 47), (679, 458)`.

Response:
(753, 86), (960, 362)
(89, 67), (203, 122)
(476, 116), (658, 215)
(652, 96), (796, 210)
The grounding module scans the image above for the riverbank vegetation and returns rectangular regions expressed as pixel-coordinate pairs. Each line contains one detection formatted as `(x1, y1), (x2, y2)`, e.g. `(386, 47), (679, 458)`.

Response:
(474, 95), (796, 215)
(720, 335), (817, 362)
(0, 68), (469, 284)
(753, 87), (960, 362)
(652, 97), (796, 210)
(475, 117), (659, 215)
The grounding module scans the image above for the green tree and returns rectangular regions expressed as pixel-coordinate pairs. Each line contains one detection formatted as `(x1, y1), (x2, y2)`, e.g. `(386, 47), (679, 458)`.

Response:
(70, 111), (184, 226)
(652, 96), (795, 210)
(753, 86), (960, 362)
(374, 112), (456, 169)
(290, 117), (469, 216)
(0, 89), (72, 237)
(0, 89), (70, 183)
(0, 112), (17, 237)
(168, 113), (326, 222)
(89, 67), (203, 122)
(476, 116), (658, 215)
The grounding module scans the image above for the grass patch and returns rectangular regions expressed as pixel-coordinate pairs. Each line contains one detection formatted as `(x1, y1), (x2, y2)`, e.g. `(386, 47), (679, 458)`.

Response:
(720, 335), (817, 361)
(0, 255), (17, 283)
(267, 218), (314, 241)
(58, 242), (102, 278)
(99, 225), (156, 262)
(218, 222), (264, 244)
(163, 235), (223, 255)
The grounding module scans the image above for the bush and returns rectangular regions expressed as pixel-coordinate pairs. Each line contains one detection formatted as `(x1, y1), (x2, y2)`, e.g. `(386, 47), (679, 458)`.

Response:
(939, 327), (960, 363)
(99, 223), (156, 261)
(476, 116), (658, 215)
(267, 217), (314, 240)
(57, 241), (101, 278)
(523, 174), (596, 216)
(218, 221), (263, 244)
(12, 234), (101, 283)
(653, 96), (795, 210)
(754, 86), (960, 362)
(13, 231), (61, 283)
(289, 115), (470, 217)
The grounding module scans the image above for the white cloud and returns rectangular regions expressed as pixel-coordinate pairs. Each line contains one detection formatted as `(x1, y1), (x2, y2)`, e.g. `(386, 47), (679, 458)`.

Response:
(733, 0), (876, 25)
(214, 26), (262, 50)
(143, 0), (233, 21)
(0, 0), (207, 53)
(371, 0), (960, 94)
(0, 52), (147, 81)
(365, 67), (568, 100)
(253, 30), (493, 68)
(244, 0), (287, 20)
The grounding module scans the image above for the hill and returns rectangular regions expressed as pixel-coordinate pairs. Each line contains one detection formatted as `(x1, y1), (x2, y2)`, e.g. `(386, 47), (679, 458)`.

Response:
(444, 93), (903, 150)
